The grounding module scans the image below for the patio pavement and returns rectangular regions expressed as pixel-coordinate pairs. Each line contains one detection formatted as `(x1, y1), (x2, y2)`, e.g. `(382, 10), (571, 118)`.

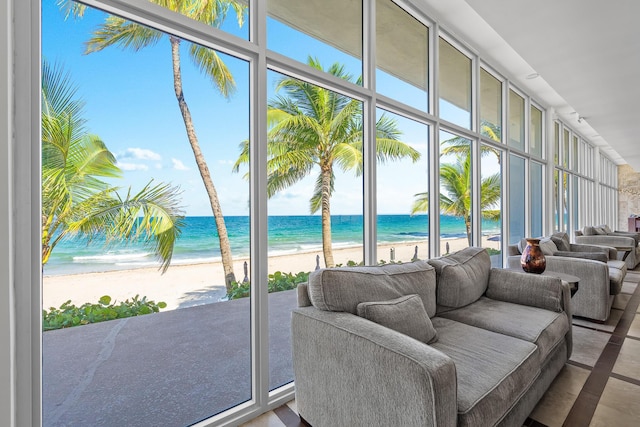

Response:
(43, 289), (298, 427)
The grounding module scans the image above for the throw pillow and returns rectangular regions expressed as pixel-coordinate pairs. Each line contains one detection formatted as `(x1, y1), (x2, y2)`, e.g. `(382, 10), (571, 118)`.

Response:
(551, 233), (571, 252)
(583, 226), (596, 236)
(600, 224), (613, 234)
(357, 294), (438, 344)
(594, 226), (607, 235)
(538, 238), (558, 256)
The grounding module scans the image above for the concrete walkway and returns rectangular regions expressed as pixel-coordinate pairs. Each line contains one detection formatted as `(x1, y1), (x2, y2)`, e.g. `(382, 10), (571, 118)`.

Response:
(43, 290), (298, 427)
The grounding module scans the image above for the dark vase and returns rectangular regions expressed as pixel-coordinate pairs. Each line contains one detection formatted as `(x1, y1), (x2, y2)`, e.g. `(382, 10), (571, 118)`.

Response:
(520, 238), (546, 274)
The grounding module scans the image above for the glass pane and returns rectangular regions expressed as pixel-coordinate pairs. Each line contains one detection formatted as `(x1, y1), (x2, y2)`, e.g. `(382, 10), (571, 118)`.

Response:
(530, 105), (543, 157)
(554, 122), (560, 165)
(439, 38), (471, 129)
(563, 129), (570, 168)
(481, 145), (502, 267)
(43, 4), (251, 425)
(572, 175), (579, 232)
(377, 109), (429, 263)
(439, 131), (472, 253)
(571, 135), (578, 171)
(508, 89), (524, 151)
(554, 169), (560, 231)
(148, 0), (249, 39)
(563, 172), (570, 233)
(480, 68), (502, 142)
(268, 0), (362, 84)
(508, 155), (525, 243)
(265, 69), (364, 389)
(376, 0), (428, 111)
(531, 162), (544, 237)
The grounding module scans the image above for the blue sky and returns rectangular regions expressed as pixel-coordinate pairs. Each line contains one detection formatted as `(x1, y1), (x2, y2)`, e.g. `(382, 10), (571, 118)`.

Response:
(42, 2), (447, 217)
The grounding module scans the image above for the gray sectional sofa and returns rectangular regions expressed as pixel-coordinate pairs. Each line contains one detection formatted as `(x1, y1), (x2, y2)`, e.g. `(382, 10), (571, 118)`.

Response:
(292, 247), (572, 427)
(508, 232), (626, 322)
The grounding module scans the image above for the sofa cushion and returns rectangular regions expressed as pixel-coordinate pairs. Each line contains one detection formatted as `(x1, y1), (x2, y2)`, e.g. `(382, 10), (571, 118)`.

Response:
(357, 295), (438, 344)
(600, 224), (613, 234)
(307, 261), (437, 316)
(438, 297), (569, 365)
(608, 267), (625, 295)
(430, 317), (539, 427)
(427, 247), (490, 309)
(583, 226), (596, 236)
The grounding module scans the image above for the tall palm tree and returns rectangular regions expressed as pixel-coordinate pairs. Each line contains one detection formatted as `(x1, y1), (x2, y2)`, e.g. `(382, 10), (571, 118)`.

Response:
(234, 58), (421, 267)
(42, 61), (184, 272)
(59, 0), (246, 290)
(411, 151), (501, 246)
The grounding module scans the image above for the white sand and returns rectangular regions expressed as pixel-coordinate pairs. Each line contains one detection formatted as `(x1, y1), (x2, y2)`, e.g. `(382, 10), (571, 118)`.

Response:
(43, 237), (500, 310)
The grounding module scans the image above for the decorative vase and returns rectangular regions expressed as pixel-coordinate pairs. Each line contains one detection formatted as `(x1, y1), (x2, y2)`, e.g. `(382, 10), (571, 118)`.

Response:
(520, 238), (546, 274)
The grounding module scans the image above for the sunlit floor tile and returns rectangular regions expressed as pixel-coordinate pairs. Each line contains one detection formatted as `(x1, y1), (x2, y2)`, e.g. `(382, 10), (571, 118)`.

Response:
(612, 293), (631, 310)
(629, 314), (640, 339)
(573, 309), (623, 333)
(612, 339), (640, 381)
(286, 399), (297, 414)
(240, 410), (286, 427)
(570, 327), (610, 367)
(620, 281), (638, 295)
(530, 364), (591, 427)
(589, 377), (640, 427)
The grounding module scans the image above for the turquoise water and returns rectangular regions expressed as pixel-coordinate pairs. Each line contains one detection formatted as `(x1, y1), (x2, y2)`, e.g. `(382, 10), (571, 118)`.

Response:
(44, 215), (500, 276)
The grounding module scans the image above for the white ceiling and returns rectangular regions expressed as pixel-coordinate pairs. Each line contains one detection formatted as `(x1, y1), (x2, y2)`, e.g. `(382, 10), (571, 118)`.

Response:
(416, 0), (640, 172)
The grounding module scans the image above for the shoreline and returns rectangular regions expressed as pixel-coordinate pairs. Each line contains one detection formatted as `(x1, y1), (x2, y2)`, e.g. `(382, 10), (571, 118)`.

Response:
(43, 237), (500, 311)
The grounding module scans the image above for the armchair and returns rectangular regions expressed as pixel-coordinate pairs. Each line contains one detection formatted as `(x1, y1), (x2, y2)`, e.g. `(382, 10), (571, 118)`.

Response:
(507, 232), (626, 322)
(575, 225), (640, 270)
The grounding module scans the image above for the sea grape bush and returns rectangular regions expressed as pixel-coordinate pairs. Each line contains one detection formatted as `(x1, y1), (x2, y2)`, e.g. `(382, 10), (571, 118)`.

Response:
(226, 270), (310, 300)
(43, 295), (167, 331)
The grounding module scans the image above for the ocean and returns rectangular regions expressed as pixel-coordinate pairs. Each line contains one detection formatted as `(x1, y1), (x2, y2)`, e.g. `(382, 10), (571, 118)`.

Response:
(44, 215), (500, 276)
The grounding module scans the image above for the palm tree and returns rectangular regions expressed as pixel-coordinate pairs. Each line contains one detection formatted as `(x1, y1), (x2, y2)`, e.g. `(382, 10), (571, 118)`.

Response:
(440, 120), (502, 158)
(411, 151), (501, 246)
(234, 58), (421, 267)
(59, 0), (246, 290)
(42, 61), (184, 272)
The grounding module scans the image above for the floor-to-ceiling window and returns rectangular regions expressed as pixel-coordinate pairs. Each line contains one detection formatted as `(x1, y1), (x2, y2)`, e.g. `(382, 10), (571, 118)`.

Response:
(27, 1), (622, 425)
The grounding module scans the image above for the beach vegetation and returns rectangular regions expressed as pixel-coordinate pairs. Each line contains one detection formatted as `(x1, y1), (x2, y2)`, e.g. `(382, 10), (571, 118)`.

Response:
(41, 61), (184, 272)
(225, 270), (310, 300)
(43, 295), (167, 331)
(59, 0), (248, 291)
(411, 147), (501, 246)
(234, 57), (421, 267)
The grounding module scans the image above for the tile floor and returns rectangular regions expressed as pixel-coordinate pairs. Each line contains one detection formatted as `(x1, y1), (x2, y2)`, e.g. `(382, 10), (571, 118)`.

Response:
(242, 270), (640, 427)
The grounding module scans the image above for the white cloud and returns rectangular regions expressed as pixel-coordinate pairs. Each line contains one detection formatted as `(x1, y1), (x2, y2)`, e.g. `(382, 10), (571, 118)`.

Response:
(122, 148), (162, 161)
(117, 162), (149, 171)
(172, 158), (189, 171)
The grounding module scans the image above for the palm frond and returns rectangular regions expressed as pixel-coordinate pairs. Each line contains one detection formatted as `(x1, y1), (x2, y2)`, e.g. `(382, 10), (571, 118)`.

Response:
(85, 15), (163, 54)
(190, 44), (236, 98)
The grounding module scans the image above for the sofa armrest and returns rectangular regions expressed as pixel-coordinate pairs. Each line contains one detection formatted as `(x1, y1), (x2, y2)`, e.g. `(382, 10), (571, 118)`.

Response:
(487, 268), (564, 313)
(553, 250), (608, 263)
(570, 242), (617, 259)
(575, 234), (635, 249)
(292, 307), (457, 427)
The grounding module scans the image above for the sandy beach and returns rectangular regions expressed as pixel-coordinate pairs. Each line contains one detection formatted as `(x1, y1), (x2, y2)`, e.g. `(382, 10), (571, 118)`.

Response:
(43, 237), (500, 311)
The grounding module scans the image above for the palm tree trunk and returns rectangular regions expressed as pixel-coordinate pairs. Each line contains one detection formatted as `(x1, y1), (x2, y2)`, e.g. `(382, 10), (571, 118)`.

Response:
(170, 36), (236, 290)
(320, 164), (334, 267)
(464, 215), (472, 247)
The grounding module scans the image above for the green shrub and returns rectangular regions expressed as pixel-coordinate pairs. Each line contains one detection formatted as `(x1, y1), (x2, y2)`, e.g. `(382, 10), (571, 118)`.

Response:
(43, 295), (167, 331)
(226, 270), (311, 300)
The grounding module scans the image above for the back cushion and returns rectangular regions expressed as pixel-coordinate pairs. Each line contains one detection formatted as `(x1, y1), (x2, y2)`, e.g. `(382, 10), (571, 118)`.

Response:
(538, 238), (558, 255)
(427, 247), (490, 308)
(307, 260), (437, 317)
(583, 226), (596, 236)
(551, 232), (571, 252)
